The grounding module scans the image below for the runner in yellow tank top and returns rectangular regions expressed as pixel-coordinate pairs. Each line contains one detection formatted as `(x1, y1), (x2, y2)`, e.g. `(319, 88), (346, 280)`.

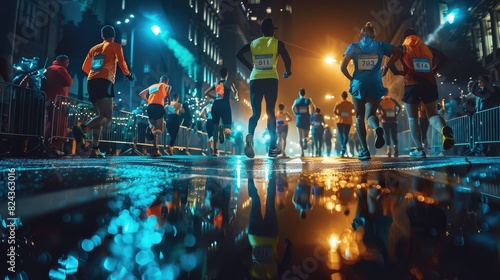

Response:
(236, 18), (292, 158)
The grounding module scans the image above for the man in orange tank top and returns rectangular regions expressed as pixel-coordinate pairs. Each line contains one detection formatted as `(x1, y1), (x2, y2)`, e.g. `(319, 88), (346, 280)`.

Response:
(73, 25), (134, 158)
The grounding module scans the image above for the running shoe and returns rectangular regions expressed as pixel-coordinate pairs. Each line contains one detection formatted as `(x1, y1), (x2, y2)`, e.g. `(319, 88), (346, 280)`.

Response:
(168, 146), (175, 156)
(268, 147), (281, 158)
(441, 125), (455, 150)
(244, 134), (255, 158)
(302, 138), (308, 150)
(219, 126), (225, 144)
(409, 149), (426, 158)
(72, 125), (87, 148)
(89, 148), (105, 158)
(375, 127), (385, 149)
(394, 146), (399, 157)
(212, 149), (219, 157)
(340, 149), (346, 158)
(151, 148), (162, 157)
(358, 149), (371, 160)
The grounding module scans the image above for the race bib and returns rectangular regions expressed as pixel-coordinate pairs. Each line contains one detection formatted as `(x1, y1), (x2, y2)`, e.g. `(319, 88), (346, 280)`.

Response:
(254, 54), (273, 70)
(91, 55), (105, 70)
(386, 110), (395, 117)
(357, 54), (378, 70)
(412, 58), (431, 73)
(253, 245), (273, 262)
(277, 120), (285, 126)
(298, 106), (308, 114)
(149, 85), (160, 95)
(340, 111), (350, 118)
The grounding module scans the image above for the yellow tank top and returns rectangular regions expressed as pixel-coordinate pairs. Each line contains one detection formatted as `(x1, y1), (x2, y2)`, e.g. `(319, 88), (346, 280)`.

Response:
(250, 37), (279, 80)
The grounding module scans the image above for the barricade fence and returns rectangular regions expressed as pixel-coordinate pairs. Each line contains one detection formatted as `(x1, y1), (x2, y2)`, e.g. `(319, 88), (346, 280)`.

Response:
(397, 106), (500, 156)
(50, 95), (219, 156)
(0, 81), (47, 156)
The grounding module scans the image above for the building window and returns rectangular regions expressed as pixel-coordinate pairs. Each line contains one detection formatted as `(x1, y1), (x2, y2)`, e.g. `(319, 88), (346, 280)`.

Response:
(483, 14), (494, 56)
(471, 25), (483, 59)
(249, 0), (260, 4)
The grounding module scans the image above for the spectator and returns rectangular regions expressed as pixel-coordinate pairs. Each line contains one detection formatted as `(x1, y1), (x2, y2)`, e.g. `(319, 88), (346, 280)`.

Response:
(472, 75), (500, 155)
(43, 55), (73, 155)
(311, 107), (325, 157)
(378, 94), (401, 157)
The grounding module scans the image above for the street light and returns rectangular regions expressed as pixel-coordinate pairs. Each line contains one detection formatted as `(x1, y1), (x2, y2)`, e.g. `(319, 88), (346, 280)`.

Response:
(151, 25), (161, 36)
(116, 14), (136, 110)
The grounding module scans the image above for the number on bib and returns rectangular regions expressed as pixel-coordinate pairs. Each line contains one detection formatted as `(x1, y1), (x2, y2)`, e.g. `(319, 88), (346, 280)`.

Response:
(340, 111), (350, 118)
(254, 54), (273, 70)
(298, 106), (308, 114)
(91, 55), (105, 70)
(386, 110), (395, 117)
(358, 54), (378, 71)
(149, 85), (160, 95)
(253, 245), (273, 262)
(412, 58), (431, 73)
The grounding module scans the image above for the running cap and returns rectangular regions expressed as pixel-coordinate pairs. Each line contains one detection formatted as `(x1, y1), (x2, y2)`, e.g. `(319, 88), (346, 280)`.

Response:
(403, 28), (417, 39)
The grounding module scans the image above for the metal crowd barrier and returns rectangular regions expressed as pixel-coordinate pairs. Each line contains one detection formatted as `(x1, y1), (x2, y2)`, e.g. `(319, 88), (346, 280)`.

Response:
(396, 106), (500, 156)
(0, 81), (47, 156)
(472, 106), (500, 147)
(50, 95), (213, 156)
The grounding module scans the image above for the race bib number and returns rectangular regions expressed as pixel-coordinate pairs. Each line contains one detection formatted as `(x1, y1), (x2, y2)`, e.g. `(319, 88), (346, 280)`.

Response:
(386, 110), (395, 117)
(253, 245), (273, 262)
(298, 106), (308, 114)
(149, 85), (160, 95)
(277, 120), (285, 126)
(254, 54), (273, 70)
(91, 55), (104, 70)
(412, 58), (431, 73)
(340, 111), (350, 118)
(358, 54), (378, 70)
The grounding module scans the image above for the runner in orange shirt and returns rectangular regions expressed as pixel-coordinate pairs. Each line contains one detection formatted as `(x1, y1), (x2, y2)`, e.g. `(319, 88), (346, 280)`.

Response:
(73, 25), (134, 158)
(139, 75), (172, 157)
(333, 91), (355, 157)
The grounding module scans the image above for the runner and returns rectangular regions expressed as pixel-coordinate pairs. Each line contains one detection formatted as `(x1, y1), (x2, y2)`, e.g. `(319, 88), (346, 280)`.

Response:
(333, 91), (355, 157)
(275, 103), (292, 157)
(378, 94), (401, 157)
(139, 75), (171, 157)
(291, 88), (316, 157)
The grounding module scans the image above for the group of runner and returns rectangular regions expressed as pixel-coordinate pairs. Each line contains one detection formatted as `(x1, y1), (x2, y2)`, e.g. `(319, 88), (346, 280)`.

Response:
(76, 18), (454, 160)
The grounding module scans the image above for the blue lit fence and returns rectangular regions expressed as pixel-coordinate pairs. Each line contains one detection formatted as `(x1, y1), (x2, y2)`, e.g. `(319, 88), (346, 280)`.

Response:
(397, 107), (500, 155)
(50, 95), (230, 156)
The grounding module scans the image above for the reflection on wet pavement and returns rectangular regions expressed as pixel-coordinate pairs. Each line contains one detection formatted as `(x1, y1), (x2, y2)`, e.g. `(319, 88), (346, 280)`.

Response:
(1, 157), (500, 279)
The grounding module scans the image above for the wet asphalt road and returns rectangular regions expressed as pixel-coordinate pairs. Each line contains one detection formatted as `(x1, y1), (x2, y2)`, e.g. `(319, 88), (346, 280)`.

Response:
(1, 155), (500, 279)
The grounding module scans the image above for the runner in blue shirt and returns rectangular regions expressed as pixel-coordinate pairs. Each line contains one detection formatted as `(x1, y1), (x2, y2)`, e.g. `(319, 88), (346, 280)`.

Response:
(340, 22), (402, 160)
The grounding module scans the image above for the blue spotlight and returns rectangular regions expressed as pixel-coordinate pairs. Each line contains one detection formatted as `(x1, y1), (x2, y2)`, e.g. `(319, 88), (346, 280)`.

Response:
(151, 25), (161, 36)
